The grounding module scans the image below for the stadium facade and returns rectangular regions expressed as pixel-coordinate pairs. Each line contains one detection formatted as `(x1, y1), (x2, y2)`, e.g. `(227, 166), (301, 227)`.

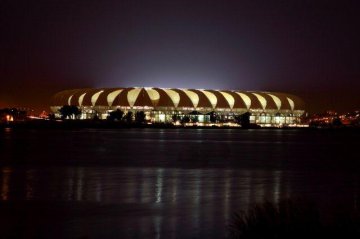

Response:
(51, 87), (305, 127)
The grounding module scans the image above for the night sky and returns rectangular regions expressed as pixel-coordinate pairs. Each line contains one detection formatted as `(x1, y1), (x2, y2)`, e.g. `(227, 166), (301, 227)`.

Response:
(1, 0), (360, 113)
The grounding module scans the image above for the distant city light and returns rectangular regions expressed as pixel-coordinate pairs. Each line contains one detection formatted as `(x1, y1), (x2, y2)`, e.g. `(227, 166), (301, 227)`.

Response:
(5, 115), (13, 122)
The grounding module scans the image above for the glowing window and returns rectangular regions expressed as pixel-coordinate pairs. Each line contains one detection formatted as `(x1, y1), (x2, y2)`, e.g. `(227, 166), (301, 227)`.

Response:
(91, 90), (104, 106)
(159, 114), (166, 122)
(259, 114), (266, 123)
(107, 89), (123, 106)
(274, 116), (281, 124)
(252, 93), (267, 110)
(198, 115), (204, 122)
(182, 90), (199, 108)
(200, 90), (217, 108)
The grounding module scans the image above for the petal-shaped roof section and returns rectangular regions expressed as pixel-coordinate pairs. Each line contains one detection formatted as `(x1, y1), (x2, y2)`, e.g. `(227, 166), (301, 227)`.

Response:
(81, 89), (104, 106)
(273, 92), (305, 111)
(112, 88), (133, 107)
(91, 88), (121, 106)
(206, 90), (230, 108)
(254, 92), (277, 110)
(267, 93), (282, 110)
(78, 93), (86, 106)
(251, 93), (267, 110)
(51, 89), (79, 106)
(67, 95), (73, 106)
(236, 92), (256, 109)
(287, 94), (305, 110)
(199, 90), (217, 108)
(127, 88), (142, 107)
(91, 90), (104, 106)
(182, 89), (200, 108)
(161, 89), (180, 107)
(219, 91), (235, 109)
(131, 88), (153, 107)
(287, 97), (295, 111)
(69, 89), (90, 106)
(270, 92), (291, 110)
(145, 88), (160, 106)
(223, 91), (247, 109)
(107, 89), (123, 106)
(189, 89), (212, 108)
(171, 89), (194, 108)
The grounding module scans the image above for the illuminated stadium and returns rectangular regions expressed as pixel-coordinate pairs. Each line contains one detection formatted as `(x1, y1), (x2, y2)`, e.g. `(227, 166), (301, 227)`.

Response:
(51, 87), (305, 127)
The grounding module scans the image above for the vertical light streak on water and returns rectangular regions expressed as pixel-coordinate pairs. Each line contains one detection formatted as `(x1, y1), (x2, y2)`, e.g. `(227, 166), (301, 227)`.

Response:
(95, 180), (102, 202)
(193, 169), (202, 231)
(194, 169), (202, 204)
(169, 169), (178, 239)
(353, 175), (358, 210)
(67, 168), (75, 201)
(76, 168), (84, 201)
(224, 169), (232, 221)
(207, 169), (215, 228)
(169, 215), (177, 239)
(139, 216), (151, 238)
(155, 168), (164, 204)
(124, 168), (136, 204)
(25, 169), (35, 200)
(4, 127), (12, 134)
(254, 171), (265, 202)
(243, 170), (251, 210)
(1, 167), (11, 201)
(172, 169), (178, 203)
(273, 170), (282, 203)
(285, 173), (291, 198)
(141, 168), (152, 203)
(154, 215), (162, 239)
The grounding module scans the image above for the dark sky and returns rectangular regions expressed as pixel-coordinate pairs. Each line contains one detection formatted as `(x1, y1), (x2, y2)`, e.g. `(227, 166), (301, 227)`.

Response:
(1, 0), (360, 113)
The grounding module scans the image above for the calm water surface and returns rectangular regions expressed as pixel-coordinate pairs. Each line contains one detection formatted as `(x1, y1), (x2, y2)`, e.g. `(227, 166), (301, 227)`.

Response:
(0, 128), (359, 238)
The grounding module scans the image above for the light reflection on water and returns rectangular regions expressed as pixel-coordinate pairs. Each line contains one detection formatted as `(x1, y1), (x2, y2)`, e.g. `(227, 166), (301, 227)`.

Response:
(1, 166), (359, 238)
(1, 167), (288, 205)
(1, 167), (11, 200)
(1, 128), (360, 238)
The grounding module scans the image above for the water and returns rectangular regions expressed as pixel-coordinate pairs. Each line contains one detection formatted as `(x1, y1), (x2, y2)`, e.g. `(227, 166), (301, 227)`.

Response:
(0, 128), (359, 238)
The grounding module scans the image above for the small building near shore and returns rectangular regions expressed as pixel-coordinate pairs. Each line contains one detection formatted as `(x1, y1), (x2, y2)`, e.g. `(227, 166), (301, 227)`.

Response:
(50, 87), (305, 127)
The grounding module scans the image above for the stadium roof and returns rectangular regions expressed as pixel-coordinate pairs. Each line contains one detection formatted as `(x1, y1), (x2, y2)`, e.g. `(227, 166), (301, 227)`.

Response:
(52, 87), (305, 111)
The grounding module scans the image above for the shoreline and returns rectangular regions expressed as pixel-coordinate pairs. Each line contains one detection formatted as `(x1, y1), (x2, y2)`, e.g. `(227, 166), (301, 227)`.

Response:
(1, 119), (358, 130)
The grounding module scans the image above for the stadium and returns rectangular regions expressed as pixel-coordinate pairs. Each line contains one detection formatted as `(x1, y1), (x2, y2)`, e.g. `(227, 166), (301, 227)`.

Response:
(50, 87), (305, 127)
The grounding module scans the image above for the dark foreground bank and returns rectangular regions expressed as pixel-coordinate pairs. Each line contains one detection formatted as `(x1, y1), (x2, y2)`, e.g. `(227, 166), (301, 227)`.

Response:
(228, 199), (360, 239)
